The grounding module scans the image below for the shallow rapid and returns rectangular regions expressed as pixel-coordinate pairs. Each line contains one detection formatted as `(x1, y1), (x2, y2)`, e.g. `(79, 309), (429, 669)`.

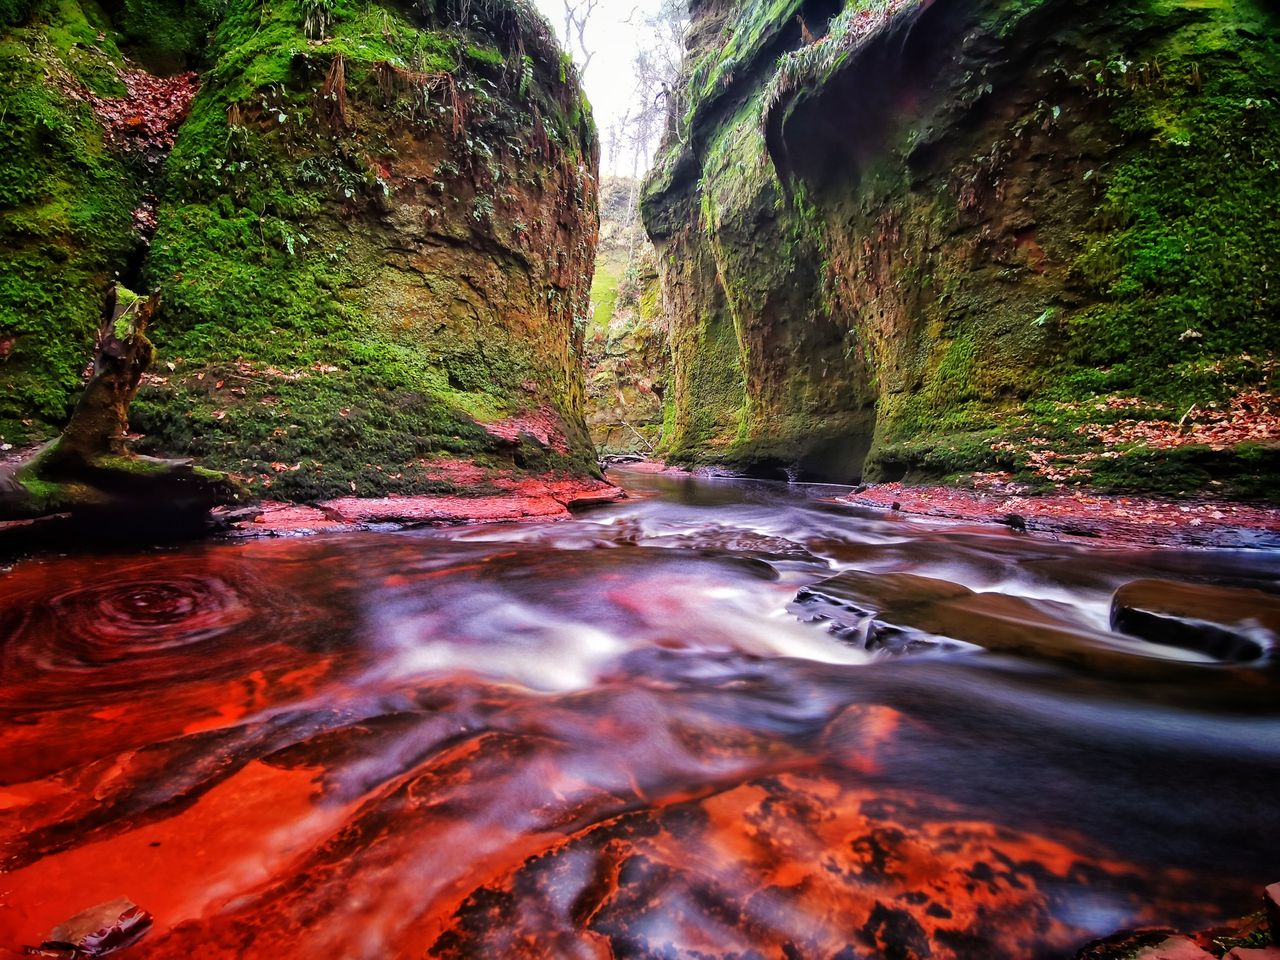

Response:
(2, 468), (1278, 959)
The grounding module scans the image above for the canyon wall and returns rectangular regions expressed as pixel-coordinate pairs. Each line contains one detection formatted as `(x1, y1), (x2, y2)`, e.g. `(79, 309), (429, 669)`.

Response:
(584, 176), (666, 456)
(1, 0), (599, 501)
(642, 0), (1280, 495)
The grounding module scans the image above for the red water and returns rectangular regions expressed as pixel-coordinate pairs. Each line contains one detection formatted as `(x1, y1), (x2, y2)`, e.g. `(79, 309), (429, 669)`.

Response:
(2, 470), (1277, 958)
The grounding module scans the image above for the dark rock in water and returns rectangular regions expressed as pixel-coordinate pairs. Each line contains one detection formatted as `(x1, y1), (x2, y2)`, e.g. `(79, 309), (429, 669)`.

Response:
(1000, 513), (1028, 533)
(1110, 579), (1280, 663)
(1075, 930), (1179, 959)
(793, 569), (1277, 692)
(1077, 877), (1279, 959)
(601, 454), (647, 467)
(28, 896), (152, 957)
(792, 573), (970, 656)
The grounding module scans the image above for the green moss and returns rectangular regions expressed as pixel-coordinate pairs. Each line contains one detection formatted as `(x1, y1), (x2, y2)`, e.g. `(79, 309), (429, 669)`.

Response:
(865, 428), (1011, 483)
(659, 304), (745, 459)
(684, 0), (806, 131)
(1088, 445), (1280, 501)
(1068, 98), (1280, 397)
(647, 0), (1279, 495)
(1056, 1), (1279, 391)
(589, 249), (626, 330)
(112, 0), (229, 68)
(105, 0), (599, 497)
(133, 191), (529, 497)
(464, 42), (503, 67)
(0, 1), (139, 443)
(762, 0), (922, 126)
(17, 474), (65, 509)
(94, 453), (171, 475)
(1, 0), (597, 497)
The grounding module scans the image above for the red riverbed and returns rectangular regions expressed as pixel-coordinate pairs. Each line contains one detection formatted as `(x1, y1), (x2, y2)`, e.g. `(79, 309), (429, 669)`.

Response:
(2, 468), (1277, 958)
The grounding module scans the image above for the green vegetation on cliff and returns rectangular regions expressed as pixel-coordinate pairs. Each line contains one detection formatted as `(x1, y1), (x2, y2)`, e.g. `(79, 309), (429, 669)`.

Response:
(1, 0), (601, 500)
(584, 176), (667, 455)
(642, 0), (1279, 496)
(0, 1), (139, 443)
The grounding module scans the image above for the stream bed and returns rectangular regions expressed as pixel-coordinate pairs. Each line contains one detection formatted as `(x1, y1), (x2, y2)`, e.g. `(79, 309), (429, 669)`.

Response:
(2, 467), (1278, 959)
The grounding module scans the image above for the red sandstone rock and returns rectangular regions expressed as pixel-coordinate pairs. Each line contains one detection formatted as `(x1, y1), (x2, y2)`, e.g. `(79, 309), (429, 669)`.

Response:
(844, 483), (1280, 548)
(1132, 938), (1216, 960)
(482, 407), (571, 453)
(323, 493), (570, 525)
(241, 503), (350, 534)
(223, 477), (623, 537)
(27, 897), (152, 957)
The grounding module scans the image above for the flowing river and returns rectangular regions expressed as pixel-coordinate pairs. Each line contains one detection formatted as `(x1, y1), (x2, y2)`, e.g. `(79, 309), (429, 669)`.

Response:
(2, 467), (1278, 959)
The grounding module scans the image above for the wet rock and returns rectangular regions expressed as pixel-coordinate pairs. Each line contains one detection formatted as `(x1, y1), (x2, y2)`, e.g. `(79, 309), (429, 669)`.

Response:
(1110, 579), (1280, 662)
(1077, 930), (1174, 959)
(28, 897), (152, 957)
(792, 569), (1280, 684)
(1000, 512), (1029, 532)
(1135, 937), (1218, 960)
(1075, 932), (1216, 960)
(1078, 880), (1280, 959)
(844, 485), (1280, 549)
(223, 478), (624, 537)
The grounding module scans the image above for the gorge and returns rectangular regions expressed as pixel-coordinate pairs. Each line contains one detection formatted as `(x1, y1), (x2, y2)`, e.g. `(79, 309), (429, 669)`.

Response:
(1, 0), (1279, 957)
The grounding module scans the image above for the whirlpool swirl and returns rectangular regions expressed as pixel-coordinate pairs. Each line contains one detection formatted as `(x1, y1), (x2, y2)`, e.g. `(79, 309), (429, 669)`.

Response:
(0, 548), (348, 712)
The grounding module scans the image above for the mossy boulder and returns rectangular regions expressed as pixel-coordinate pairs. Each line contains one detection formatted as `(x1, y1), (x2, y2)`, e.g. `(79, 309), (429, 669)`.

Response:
(642, 0), (1280, 496)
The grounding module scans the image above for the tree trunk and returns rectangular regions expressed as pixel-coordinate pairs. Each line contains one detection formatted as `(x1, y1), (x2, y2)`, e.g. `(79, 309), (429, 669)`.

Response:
(54, 285), (156, 468)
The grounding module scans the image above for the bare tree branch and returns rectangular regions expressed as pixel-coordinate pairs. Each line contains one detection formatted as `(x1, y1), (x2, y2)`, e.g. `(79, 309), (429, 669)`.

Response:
(561, 0), (599, 78)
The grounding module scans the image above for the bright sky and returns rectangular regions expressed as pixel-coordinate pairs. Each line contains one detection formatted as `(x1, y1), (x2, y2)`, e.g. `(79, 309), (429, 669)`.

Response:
(533, 0), (665, 175)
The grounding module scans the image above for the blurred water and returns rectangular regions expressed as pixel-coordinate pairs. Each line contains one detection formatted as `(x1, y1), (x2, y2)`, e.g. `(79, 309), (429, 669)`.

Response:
(1, 467), (1277, 959)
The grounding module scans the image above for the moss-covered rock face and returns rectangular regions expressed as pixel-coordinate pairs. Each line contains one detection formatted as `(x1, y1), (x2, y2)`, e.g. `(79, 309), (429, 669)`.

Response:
(642, 0), (1280, 495)
(0, 0), (142, 444)
(584, 176), (667, 455)
(2, 0), (599, 500)
(585, 245), (666, 454)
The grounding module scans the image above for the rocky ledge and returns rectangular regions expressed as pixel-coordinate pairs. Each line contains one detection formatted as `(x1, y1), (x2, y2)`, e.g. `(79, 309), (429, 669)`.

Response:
(1079, 882), (1280, 960)
(218, 475), (622, 537)
(844, 482), (1280, 549)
